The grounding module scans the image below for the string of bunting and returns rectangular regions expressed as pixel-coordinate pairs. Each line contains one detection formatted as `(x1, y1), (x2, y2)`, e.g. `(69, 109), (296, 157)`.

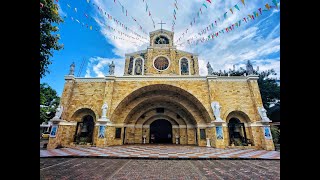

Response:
(180, 0), (248, 45)
(67, 14), (144, 45)
(60, 2), (147, 44)
(113, 0), (149, 35)
(89, 0), (148, 41)
(192, 0), (278, 38)
(141, 0), (156, 29)
(63, 0), (148, 43)
(172, 0), (178, 32)
(177, 1), (279, 47)
(175, 0), (213, 44)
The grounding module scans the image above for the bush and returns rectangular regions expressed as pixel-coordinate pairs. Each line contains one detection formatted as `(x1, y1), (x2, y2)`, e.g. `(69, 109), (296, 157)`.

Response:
(270, 126), (280, 144)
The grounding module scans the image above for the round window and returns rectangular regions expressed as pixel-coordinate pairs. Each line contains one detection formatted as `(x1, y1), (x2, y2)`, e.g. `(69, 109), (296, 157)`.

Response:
(154, 56), (169, 71)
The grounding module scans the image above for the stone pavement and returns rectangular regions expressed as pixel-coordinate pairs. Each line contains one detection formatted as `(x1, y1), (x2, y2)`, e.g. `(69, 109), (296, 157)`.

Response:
(40, 158), (280, 179)
(40, 145), (280, 160)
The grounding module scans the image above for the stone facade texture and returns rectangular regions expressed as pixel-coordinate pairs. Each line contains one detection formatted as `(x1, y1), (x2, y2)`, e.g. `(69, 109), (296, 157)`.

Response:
(48, 29), (274, 151)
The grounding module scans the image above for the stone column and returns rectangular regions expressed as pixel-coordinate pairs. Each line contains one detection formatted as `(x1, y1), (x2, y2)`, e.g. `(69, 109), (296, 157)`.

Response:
(95, 118), (112, 147)
(211, 120), (227, 149)
(47, 118), (63, 149)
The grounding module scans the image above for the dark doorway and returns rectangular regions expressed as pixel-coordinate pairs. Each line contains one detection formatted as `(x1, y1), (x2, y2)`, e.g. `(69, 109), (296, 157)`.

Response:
(74, 115), (95, 144)
(228, 118), (248, 146)
(150, 119), (172, 144)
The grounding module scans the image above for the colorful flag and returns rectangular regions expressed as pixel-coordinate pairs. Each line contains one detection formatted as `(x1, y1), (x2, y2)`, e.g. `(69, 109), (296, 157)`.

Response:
(224, 12), (227, 19)
(206, 0), (212, 3)
(238, 20), (241, 26)
(243, 17), (247, 23)
(265, 3), (270, 10)
(74, 8), (77, 12)
(272, 0), (278, 9)
(203, 3), (207, 8)
(76, 19), (80, 23)
(230, 8), (233, 14)
(67, 4), (71, 8)
(87, 0), (90, 3)
(234, 5), (239, 12)
(258, 8), (262, 15)
(241, 0), (245, 5)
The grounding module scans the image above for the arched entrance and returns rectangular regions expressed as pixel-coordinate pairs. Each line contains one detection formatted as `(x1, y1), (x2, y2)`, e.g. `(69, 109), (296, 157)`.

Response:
(74, 115), (95, 144)
(150, 119), (172, 144)
(228, 118), (247, 146)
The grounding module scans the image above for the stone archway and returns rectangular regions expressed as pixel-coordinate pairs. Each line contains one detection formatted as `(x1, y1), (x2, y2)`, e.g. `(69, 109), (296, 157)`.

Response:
(226, 111), (252, 146)
(112, 84), (211, 146)
(71, 108), (96, 145)
(150, 119), (172, 144)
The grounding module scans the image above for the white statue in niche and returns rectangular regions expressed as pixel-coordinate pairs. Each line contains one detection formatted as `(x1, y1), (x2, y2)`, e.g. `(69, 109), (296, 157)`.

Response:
(54, 105), (63, 119)
(258, 107), (270, 121)
(101, 103), (108, 119)
(211, 102), (223, 121)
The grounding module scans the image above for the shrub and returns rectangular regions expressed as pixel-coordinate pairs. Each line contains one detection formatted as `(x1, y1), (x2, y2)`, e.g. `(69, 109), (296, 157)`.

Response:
(270, 126), (280, 144)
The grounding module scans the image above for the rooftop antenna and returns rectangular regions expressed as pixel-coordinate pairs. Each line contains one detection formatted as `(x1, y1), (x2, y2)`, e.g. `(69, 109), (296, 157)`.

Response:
(77, 57), (87, 77)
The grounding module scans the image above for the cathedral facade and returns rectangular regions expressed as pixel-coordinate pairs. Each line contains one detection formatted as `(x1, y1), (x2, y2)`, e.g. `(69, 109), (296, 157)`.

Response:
(47, 29), (275, 151)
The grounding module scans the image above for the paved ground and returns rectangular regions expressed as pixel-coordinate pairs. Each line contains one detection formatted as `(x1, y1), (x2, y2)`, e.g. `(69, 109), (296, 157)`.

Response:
(40, 158), (280, 180)
(40, 145), (280, 160)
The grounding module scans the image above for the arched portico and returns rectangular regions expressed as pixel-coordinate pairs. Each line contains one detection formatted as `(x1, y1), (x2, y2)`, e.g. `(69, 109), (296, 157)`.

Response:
(111, 84), (211, 146)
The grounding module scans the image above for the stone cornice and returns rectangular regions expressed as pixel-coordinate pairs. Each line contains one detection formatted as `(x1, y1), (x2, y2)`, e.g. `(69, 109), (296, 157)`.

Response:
(69, 75), (258, 82)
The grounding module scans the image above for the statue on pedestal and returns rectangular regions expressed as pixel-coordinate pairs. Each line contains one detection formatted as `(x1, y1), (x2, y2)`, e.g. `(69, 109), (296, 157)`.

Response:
(53, 105), (63, 119)
(207, 62), (213, 75)
(101, 103), (108, 119)
(211, 102), (223, 121)
(69, 62), (75, 75)
(109, 61), (115, 75)
(258, 107), (270, 121)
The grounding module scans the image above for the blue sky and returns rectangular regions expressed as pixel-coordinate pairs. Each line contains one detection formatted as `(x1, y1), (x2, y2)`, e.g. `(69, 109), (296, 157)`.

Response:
(41, 0), (280, 96)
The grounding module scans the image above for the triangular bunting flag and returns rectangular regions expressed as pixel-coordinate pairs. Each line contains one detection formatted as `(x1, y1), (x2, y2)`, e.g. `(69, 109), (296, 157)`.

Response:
(265, 3), (270, 10)
(272, 0), (278, 9)
(207, 0), (212, 3)
(234, 4), (240, 11)
(258, 8), (262, 15)
(230, 8), (233, 14)
(203, 3), (207, 8)
(241, 0), (245, 5)
(224, 12), (227, 19)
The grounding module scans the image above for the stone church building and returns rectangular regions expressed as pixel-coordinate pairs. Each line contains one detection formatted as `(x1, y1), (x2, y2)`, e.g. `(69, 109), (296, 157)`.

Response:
(48, 29), (275, 151)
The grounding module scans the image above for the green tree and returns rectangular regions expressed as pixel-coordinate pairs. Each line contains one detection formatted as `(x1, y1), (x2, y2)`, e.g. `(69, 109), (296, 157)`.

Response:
(210, 67), (280, 112)
(40, 0), (64, 78)
(40, 83), (60, 124)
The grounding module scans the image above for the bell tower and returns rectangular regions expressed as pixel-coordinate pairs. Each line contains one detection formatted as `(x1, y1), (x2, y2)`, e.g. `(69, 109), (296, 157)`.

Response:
(124, 29), (199, 76)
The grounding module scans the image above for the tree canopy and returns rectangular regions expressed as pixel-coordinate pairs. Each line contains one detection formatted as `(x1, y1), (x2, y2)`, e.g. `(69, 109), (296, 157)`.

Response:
(40, 0), (64, 79)
(40, 83), (60, 124)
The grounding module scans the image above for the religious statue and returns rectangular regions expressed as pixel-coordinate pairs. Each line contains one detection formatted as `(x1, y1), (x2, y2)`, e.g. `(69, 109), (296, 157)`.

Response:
(211, 102), (223, 121)
(258, 107), (270, 121)
(246, 60), (254, 75)
(181, 59), (189, 74)
(53, 105), (63, 119)
(207, 62), (213, 75)
(69, 62), (75, 75)
(109, 61), (115, 75)
(135, 60), (142, 75)
(101, 103), (108, 119)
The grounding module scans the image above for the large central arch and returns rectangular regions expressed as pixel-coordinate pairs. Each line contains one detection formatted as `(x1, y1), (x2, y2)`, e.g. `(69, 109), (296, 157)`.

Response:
(111, 84), (211, 145)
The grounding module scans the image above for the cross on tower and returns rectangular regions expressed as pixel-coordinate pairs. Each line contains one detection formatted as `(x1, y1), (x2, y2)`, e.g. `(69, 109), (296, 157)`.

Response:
(158, 20), (166, 32)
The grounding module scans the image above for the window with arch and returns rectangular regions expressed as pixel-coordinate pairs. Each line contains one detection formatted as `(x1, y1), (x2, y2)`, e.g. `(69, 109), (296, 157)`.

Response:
(154, 35), (169, 44)
(134, 58), (143, 75)
(180, 58), (189, 75)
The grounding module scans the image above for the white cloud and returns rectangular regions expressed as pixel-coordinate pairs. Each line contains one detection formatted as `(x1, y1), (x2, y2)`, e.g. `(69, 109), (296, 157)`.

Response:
(86, 0), (279, 78)
(85, 57), (125, 77)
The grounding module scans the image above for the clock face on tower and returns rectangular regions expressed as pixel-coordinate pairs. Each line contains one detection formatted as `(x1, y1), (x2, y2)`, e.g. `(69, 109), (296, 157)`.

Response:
(154, 56), (169, 71)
